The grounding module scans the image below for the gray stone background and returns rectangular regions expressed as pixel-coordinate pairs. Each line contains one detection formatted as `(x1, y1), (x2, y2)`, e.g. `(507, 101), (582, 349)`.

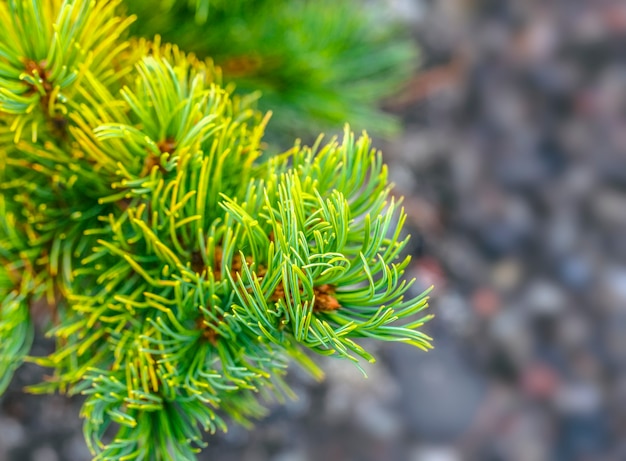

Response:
(3, 0), (626, 460)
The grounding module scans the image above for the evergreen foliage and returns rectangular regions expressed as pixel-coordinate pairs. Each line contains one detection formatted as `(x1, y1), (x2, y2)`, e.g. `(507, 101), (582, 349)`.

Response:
(126, 0), (418, 140)
(0, 1), (432, 459)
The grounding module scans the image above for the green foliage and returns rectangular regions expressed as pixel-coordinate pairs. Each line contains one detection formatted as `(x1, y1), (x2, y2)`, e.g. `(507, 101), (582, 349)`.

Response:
(0, 1), (432, 460)
(126, 0), (418, 141)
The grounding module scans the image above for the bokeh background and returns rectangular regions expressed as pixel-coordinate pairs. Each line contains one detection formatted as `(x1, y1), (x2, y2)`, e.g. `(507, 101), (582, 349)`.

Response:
(3, 0), (626, 460)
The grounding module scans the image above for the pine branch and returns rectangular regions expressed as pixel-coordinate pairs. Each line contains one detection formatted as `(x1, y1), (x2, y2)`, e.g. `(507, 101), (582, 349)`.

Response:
(0, 1), (432, 460)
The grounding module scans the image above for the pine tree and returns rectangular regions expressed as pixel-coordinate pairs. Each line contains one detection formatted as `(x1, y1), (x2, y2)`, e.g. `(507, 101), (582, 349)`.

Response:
(0, 1), (432, 460)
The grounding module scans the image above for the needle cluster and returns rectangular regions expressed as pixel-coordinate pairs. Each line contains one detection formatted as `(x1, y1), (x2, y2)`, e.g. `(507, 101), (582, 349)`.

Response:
(0, 1), (432, 460)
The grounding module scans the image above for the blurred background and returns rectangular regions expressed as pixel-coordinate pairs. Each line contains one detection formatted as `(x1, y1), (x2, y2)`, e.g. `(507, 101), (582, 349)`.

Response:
(3, 0), (626, 460)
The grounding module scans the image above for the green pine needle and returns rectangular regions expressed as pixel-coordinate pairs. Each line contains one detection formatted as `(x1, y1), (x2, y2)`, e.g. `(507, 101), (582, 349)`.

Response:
(0, 1), (432, 460)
